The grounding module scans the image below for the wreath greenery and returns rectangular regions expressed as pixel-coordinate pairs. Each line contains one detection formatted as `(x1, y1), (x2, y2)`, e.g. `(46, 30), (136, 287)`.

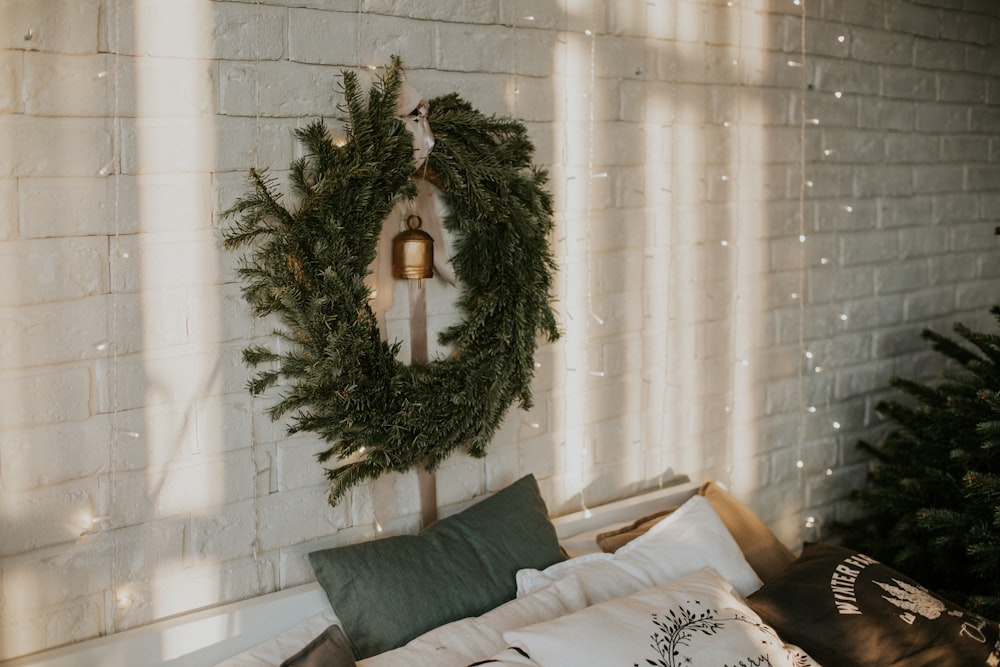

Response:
(223, 60), (559, 505)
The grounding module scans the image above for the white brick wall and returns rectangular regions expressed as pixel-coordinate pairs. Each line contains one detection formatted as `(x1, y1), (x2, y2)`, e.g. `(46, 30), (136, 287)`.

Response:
(1, 0), (999, 659)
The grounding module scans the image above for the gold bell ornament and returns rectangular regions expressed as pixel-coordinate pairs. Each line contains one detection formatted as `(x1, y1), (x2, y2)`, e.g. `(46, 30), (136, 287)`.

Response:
(392, 214), (434, 284)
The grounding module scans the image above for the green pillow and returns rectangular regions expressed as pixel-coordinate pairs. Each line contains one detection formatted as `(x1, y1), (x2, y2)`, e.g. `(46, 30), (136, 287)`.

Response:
(307, 474), (563, 659)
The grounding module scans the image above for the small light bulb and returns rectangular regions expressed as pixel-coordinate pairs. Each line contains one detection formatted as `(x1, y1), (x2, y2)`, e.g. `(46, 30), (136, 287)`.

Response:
(375, 520), (383, 533)
(799, 234), (807, 242)
(583, 507), (593, 519)
(832, 421), (841, 429)
(805, 351), (814, 359)
(806, 406), (817, 413)
(805, 516), (816, 528)
(839, 313), (848, 321)
(837, 35), (846, 43)
(834, 91), (843, 99)
(721, 240), (729, 246)
(796, 460), (804, 469)
(825, 468), (833, 476)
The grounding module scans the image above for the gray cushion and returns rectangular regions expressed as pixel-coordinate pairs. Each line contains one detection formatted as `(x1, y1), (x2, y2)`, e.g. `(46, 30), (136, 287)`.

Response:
(280, 625), (355, 667)
(308, 474), (563, 659)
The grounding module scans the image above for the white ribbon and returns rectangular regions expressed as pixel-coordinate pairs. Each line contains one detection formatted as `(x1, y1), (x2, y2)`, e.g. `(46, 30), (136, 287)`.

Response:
(395, 81), (435, 167)
(367, 80), (456, 342)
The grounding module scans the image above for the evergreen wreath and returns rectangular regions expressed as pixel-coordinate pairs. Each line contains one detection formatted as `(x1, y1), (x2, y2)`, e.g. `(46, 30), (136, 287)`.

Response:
(223, 59), (559, 505)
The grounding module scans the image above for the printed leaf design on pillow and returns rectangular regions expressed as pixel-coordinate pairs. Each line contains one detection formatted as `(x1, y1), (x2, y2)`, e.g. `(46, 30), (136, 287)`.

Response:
(638, 604), (725, 666)
(634, 604), (812, 667)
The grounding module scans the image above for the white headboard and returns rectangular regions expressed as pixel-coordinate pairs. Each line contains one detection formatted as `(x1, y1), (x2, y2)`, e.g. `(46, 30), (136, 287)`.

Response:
(3, 476), (697, 667)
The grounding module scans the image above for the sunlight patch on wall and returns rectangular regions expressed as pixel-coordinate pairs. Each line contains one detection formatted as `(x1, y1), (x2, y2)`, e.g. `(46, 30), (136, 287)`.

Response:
(550, 6), (597, 512)
(727, 8), (767, 501)
(130, 0), (225, 621)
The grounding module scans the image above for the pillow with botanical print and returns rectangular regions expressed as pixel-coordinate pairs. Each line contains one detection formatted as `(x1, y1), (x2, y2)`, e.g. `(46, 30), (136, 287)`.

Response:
(473, 567), (818, 667)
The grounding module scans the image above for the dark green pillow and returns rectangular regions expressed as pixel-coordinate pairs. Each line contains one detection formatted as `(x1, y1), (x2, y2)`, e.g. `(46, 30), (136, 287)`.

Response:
(307, 474), (563, 659)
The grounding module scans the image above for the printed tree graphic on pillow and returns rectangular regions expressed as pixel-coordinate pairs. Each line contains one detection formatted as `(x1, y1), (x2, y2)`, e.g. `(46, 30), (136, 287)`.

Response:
(875, 579), (946, 620)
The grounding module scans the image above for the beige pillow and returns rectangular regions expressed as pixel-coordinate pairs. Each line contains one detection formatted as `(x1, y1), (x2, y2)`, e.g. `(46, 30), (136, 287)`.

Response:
(595, 508), (677, 554)
(698, 480), (795, 583)
(595, 480), (794, 583)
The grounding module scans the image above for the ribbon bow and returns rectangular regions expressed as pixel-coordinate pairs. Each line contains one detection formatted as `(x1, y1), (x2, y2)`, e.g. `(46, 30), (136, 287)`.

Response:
(395, 81), (435, 167)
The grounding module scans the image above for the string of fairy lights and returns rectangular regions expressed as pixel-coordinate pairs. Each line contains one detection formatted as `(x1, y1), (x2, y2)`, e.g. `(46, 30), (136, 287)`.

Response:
(106, 0), (125, 623)
(723, 0), (746, 495)
(556, 0), (603, 518)
(794, 0), (811, 537)
(546, 0), (855, 538)
(76, 0), (142, 622)
(249, 0), (268, 596)
(789, 0), (856, 540)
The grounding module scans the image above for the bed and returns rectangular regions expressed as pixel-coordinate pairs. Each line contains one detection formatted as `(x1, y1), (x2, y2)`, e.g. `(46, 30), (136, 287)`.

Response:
(5, 475), (997, 667)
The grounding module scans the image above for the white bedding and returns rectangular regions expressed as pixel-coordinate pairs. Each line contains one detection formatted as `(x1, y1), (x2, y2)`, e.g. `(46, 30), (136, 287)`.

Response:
(216, 485), (774, 667)
(212, 541), (604, 667)
(483, 567), (817, 667)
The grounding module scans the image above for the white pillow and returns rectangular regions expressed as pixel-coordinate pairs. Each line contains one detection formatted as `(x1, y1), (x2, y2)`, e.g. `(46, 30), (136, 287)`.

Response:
(493, 568), (819, 667)
(358, 574), (587, 667)
(516, 494), (762, 601)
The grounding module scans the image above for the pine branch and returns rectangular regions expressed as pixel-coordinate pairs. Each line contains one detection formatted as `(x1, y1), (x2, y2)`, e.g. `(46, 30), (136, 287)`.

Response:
(834, 307), (1000, 620)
